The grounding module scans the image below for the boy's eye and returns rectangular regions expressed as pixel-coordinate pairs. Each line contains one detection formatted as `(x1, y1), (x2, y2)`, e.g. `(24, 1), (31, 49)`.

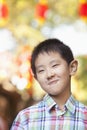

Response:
(38, 69), (44, 73)
(52, 64), (59, 67)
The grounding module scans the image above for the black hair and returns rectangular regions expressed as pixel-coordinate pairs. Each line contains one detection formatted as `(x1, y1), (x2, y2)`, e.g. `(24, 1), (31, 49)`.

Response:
(31, 38), (74, 77)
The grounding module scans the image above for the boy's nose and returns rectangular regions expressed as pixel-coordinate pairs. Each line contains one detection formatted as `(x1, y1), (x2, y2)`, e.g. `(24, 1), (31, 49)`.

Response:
(46, 69), (54, 79)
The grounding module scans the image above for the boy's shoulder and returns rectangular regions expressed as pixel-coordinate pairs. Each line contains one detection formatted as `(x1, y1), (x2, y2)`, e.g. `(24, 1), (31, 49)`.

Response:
(12, 100), (45, 126)
(77, 100), (87, 113)
(18, 99), (45, 116)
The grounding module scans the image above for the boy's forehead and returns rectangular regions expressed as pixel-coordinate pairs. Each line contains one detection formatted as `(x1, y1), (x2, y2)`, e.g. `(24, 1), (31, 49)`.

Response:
(37, 51), (61, 56)
(35, 51), (62, 62)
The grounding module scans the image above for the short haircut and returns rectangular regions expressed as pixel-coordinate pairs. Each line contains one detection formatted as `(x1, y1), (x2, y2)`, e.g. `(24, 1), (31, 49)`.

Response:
(31, 38), (74, 77)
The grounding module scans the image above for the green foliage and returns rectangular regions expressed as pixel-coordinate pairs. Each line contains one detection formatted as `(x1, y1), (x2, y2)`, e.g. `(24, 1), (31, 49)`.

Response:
(73, 55), (87, 105)
(75, 55), (87, 89)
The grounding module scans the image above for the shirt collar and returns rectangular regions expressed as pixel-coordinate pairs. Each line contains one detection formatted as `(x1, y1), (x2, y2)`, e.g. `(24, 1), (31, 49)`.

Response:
(43, 94), (56, 112)
(65, 95), (77, 114)
(44, 94), (77, 114)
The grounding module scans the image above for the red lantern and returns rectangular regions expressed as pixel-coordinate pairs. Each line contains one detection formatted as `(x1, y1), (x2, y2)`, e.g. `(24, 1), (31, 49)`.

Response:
(0, 2), (9, 26)
(0, 3), (8, 18)
(79, 3), (87, 17)
(35, 1), (48, 24)
(36, 3), (48, 19)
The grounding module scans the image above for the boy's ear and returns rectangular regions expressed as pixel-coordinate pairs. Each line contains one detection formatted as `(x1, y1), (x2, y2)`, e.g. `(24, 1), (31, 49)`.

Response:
(69, 60), (78, 76)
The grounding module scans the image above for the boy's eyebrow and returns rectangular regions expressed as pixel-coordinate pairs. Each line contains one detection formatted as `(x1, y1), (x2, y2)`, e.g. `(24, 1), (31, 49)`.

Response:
(50, 59), (58, 64)
(36, 59), (59, 69)
(36, 65), (44, 70)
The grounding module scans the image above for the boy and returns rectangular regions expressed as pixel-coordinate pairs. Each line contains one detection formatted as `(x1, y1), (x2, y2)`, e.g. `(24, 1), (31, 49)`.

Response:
(11, 38), (87, 130)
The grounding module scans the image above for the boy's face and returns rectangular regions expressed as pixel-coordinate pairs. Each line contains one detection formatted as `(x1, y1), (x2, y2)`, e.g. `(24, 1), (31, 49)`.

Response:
(35, 52), (77, 97)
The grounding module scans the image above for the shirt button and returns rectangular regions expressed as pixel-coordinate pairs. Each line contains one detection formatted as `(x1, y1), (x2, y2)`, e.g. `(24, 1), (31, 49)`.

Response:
(59, 115), (63, 118)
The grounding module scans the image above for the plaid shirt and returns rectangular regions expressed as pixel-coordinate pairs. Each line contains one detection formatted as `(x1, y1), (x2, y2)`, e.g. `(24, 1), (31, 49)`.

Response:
(10, 94), (87, 130)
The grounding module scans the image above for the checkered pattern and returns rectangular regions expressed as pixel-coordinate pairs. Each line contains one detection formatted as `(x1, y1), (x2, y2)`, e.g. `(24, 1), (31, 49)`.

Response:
(10, 94), (87, 130)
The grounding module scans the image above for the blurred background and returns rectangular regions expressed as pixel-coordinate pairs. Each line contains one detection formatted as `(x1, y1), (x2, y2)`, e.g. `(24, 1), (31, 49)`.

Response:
(0, 0), (87, 129)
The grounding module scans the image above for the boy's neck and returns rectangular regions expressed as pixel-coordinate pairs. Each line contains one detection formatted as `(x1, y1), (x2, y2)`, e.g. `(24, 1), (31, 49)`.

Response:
(50, 91), (71, 110)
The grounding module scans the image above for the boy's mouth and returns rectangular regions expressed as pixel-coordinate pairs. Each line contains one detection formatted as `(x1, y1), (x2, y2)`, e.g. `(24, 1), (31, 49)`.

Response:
(48, 79), (59, 85)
